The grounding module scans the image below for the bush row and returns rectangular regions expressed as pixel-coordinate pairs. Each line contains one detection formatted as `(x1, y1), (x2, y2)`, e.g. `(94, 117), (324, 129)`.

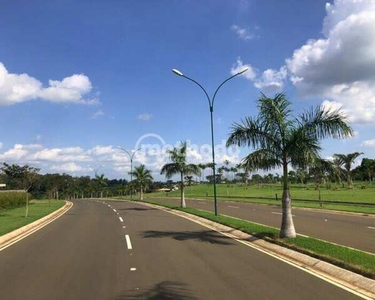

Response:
(0, 191), (27, 210)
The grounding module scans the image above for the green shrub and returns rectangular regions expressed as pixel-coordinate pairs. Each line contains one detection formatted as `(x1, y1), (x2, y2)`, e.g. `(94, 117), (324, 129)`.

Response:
(0, 191), (27, 210)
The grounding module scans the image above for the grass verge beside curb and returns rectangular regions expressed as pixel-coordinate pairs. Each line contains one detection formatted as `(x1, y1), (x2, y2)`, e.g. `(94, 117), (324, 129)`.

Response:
(0, 200), (65, 237)
(145, 195), (375, 215)
(142, 199), (375, 280)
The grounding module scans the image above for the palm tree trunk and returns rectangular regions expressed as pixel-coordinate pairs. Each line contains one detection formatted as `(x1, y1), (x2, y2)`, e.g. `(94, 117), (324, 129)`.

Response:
(280, 162), (296, 238)
(346, 167), (352, 189)
(180, 172), (186, 208)
(140, 187), (143, 200)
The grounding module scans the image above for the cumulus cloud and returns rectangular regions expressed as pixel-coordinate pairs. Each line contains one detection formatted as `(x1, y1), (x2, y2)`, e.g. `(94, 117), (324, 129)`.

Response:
(0, 140), (242, 178)
(91, 110), (104, 119)
(231, 58), (286, 92)
(285, 0), (375, 123)
(254, 66), (288, 93)
(0, 62), (99, 106)
(137, 113), (152, 121)
(361, 139), (375, 147)
(51, 162), (90, 173)
(230, 24), (256, 41)
(230, 57), (257, 80)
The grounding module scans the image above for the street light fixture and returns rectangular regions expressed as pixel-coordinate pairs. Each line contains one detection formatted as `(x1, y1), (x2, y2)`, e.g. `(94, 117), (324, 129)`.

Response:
(117, 146), (141, 200)
(88, 164), (105, 177)
(172, 67), (248, 216)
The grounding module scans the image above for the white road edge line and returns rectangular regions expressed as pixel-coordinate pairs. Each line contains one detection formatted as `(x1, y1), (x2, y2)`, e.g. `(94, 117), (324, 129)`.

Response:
(119, 217), (123, 222)
(0, 202), (74, 252)
(125, 235), (133, 250)
(152, 204), (371, 300)
(367, 226), (375, 230)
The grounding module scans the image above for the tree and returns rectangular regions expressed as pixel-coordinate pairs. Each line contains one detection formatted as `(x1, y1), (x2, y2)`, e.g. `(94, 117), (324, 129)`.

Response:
(161, 142), (200, 208)
(356, 158), (375, 183)
(129, 165), (153, 200)
(1, 163), (40, 217)
(332, 157), (344, 186)
(333, 152), (363, 189)
(308, 159), (336, 206)
(198, 164), (207, 182)
(226, 93), (352, 238)
(95, 174), (107, 198)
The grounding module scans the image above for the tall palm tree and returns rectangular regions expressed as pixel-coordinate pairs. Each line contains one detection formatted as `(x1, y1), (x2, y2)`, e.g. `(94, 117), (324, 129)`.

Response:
(198, 163), (207, 182)
(332, 157), (344, 186)
(161, 142), (201, 208)
(224, 159), (230, 179)
(95, 174), (107, 198)
(333, 152), (363, 189)
(226, 93), (352, 238)
(129, 165), (153, 200)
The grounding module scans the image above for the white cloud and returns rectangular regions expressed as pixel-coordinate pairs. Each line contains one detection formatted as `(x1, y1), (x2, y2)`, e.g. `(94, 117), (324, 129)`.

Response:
(89, 145), (116, 156)
(361, 139), (375, 147)
(0, 144), (29, 161)
(285, 0), (375, 123)
(51, 162), (90, 173)
(91, 110), (104, 119)
(231, 24), (256, 41)
(137, 113), (152, 121)
(231, 58), (286, 92)
(0, 140), (242, 178)
(230, 57), (257, 80)
(0, 62), (99, 106)
(254, 66), (288, 93)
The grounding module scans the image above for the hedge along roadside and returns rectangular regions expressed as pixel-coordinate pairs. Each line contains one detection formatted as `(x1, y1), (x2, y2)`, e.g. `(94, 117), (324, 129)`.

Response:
(0, 190), (27, 210)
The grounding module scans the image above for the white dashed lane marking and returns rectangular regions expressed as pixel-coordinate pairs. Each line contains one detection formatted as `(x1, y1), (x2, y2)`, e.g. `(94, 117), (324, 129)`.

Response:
(119, 217), (124, 222)
(125, 235), (133, 250)
(228, 205), (239, 209)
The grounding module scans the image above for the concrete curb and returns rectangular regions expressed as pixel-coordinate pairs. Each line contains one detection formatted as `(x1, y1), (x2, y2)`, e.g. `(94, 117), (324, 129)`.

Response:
(0, 201), (73, 251)
(136, 200), (375, 299)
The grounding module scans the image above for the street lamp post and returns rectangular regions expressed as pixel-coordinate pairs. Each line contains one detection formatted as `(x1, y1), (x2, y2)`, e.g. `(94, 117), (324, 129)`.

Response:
(172, 67), (248, 216)
(117, 146), (141, 200)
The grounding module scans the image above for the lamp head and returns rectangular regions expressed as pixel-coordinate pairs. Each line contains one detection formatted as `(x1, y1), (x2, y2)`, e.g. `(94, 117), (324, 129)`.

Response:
(238, 67), (249, 75)
(172, 69), (183, 76)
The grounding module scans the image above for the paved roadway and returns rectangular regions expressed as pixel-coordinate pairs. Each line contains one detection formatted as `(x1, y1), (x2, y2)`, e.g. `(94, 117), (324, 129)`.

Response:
(0, 199), (366, 299)
(150, 197), (375, 253)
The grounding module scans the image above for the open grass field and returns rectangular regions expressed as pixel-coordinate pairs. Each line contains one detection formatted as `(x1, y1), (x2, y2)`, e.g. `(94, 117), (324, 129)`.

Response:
(147, 182), (375, 204)
(0, 200), (65, 236)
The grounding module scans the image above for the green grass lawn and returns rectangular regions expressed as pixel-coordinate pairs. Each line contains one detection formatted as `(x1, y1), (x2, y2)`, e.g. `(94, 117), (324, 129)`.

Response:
(0, 200), (65, 237)
(148, 182), (375, 203)
(142, 200), (375, 279)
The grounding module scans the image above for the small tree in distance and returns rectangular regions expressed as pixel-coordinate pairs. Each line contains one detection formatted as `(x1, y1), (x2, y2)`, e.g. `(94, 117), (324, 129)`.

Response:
(161, 142), (201, 208)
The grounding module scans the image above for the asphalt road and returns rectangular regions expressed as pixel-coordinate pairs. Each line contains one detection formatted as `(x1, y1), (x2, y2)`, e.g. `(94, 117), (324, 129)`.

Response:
(0, 199), (365, 299)
(150, 197), (375, 253)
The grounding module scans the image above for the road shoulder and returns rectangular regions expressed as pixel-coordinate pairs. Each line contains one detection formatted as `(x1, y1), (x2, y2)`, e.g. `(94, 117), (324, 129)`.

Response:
(133, 199), (375, 299)
(0, 201), (73, 251)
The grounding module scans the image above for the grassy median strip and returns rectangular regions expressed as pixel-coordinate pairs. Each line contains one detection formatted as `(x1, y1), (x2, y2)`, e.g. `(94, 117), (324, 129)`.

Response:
(143, 199), (375, 279)
(0, 200), (65, 237)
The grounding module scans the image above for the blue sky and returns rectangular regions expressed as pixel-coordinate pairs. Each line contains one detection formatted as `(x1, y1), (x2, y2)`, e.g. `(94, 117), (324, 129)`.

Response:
(0, 0), (374, 180)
